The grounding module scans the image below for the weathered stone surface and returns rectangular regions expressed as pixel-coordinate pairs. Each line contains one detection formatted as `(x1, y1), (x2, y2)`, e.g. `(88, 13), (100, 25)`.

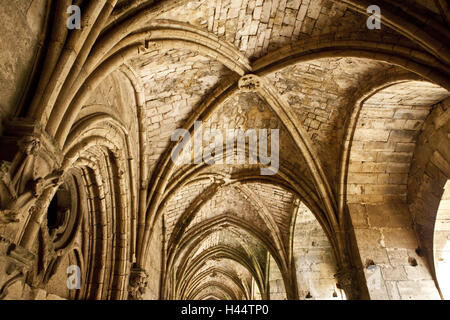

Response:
(0, 0), (46, 134)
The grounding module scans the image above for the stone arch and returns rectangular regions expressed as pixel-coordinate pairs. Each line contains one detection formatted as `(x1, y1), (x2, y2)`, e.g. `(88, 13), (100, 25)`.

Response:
(345, 79), (449, 299)
(175, 246), (263, 300)
(434, 180), (450, 299)
(167, 216), (291, 299)
(291, 202), (344, 300)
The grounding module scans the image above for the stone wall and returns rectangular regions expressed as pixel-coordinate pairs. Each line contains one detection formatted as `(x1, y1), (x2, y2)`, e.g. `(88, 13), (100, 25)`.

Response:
(0, 0), (47, 133)
(408, 97), (450, 298)
(268, 255), (286, 300)
(408, 98), (450, 255)
(348, 201), (440, 299)
(143, 215), (164, 300)
(293, 203), (343, 300)
(345, 86), (450, 300)
(433, 181), (450, 299)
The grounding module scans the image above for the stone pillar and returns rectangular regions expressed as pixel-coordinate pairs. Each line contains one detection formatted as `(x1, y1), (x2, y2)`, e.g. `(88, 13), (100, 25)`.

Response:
(347, 202), (440, 299)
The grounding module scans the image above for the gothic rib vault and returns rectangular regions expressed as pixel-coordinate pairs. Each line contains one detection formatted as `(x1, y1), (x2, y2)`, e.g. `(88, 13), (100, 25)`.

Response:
(0, 0), (449, 300)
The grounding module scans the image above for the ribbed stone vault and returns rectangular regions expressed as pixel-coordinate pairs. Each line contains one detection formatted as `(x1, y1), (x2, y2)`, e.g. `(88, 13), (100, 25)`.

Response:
(0, 0), (449, 301)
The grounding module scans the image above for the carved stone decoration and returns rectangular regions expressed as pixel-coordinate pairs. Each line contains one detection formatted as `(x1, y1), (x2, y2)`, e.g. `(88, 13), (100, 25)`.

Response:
(0, 135), (44, 225)
(334, 266), (360, 300)
(0, 272), (24, 299)
(25, 178), (75, 289)
(48, 208), (70, 241)
(0, 161), (22, 225)
(0, 210), (20, 225)
(0, 161), (15, 198)
(29, 178), (46, 198)
(0, 240), (35, 300)
(30, 223), (66, 288)
(238, 74), (262, 92)
(128, 264), (149, 300)
(0, 158), (64, 226)
(139, 39), (161, 54)
(6, 243), (35, 271)
(17, 135), (41, 156)
(13, 136), (42, 194)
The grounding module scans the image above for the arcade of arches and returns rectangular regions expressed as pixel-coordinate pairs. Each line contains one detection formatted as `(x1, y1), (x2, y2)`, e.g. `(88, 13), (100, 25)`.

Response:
(0, 0), (449, 300)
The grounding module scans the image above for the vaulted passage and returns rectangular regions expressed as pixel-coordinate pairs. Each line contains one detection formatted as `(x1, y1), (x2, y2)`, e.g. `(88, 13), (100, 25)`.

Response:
(0, 0), (449, 300)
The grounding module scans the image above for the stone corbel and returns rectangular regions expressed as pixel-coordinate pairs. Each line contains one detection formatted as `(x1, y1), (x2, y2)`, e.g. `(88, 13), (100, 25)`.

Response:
(0, 169), (64, 226)
(127, 264), (149, 300)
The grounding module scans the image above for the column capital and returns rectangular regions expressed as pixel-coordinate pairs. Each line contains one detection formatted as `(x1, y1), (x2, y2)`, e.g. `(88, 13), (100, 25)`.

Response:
(334, 266), (360, 299)
(128, 264), (149, 300)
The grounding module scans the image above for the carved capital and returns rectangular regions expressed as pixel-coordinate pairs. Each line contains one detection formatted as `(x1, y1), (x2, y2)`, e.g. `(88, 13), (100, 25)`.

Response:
(128, 264), (148, 300)
(30, 178), (46, 197)
(334, 266), (360, 299)
(238, 74), (262, 92)
(52, 170), (65, 188)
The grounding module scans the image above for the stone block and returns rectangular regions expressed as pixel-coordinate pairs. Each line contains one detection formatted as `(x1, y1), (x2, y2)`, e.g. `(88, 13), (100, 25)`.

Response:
(382, 229), (418, 249)
(397, 280), (440, 300)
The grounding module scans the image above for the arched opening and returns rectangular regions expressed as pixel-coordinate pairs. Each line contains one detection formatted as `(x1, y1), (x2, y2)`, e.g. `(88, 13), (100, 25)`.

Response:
(434, 180), (450, 299)
(292, 202), (344, 300)
(267, 253), (287, 300)
(46, 186), (71, 239)
(40, 177), (82, 300)
(167, 221), (284, 301)
(346, 79), (449, 300)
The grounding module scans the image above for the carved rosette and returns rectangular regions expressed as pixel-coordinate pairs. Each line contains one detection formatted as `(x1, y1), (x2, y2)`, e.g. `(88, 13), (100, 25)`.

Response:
(238, 74), (262, 92)
(128, 264), (149, 300)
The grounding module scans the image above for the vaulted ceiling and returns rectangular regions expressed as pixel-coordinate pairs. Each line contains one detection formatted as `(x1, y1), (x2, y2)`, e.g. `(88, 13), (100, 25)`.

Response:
(82, 0), (449, 300)
(1, 0), (448, 300)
